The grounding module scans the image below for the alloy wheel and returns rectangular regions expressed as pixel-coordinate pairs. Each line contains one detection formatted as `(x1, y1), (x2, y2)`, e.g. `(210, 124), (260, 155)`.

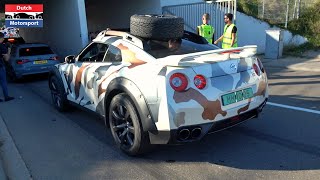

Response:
(111, 104), (135, 149)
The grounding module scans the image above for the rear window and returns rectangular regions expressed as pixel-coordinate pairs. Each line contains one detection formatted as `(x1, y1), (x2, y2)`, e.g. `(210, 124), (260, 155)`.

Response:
(145, 39), (219, 59)
(19, 46), (54, 56)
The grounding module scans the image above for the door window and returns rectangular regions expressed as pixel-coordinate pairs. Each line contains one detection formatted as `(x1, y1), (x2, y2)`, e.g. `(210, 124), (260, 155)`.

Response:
(103, 45), (122, 63)
(78, 42), (108, 62)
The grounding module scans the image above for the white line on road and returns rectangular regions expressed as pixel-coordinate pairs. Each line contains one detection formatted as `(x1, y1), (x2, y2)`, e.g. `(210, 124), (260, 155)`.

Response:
(267, 102), (320, 115)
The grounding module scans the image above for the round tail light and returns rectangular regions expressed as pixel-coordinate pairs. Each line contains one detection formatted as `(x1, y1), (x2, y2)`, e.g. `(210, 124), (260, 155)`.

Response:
(170, 73), (188, 92)
(194, 75), (206, 89)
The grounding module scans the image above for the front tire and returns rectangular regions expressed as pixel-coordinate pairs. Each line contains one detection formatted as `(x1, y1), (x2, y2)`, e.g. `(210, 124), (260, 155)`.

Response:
(109, 93), (150, 156)
(49, 76), (69, 112)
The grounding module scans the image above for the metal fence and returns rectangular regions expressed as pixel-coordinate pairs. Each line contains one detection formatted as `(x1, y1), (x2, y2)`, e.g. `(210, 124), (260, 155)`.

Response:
(255, 0), (318, 27)
(162, 0), (237, 42)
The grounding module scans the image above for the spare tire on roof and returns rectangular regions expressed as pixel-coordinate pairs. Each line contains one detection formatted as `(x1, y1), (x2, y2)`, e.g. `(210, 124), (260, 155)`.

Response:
(130, 14), (184, 40)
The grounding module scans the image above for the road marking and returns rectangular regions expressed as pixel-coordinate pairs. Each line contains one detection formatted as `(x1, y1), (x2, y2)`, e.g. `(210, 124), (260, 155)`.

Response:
(267, 102), (320, 115)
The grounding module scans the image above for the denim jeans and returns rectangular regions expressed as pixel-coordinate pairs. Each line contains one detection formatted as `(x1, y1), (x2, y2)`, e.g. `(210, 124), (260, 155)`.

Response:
(0, 66), (9, 98)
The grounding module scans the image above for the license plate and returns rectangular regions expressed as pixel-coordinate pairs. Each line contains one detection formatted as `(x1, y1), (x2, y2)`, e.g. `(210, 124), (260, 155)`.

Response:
(34, 60), (47, 64)
(221, 88), (254, 106)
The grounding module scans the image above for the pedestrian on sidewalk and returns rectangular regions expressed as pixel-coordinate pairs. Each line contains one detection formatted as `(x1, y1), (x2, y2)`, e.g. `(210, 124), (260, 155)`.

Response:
(0, 32), (14, 102)
(214, 13), (238, 49)
(197, 13), (215, 44)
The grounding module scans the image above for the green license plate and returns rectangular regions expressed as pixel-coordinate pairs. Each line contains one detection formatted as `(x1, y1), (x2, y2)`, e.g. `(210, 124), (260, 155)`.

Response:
(221, 88), (254, 106)
(34, 60), (47, 64)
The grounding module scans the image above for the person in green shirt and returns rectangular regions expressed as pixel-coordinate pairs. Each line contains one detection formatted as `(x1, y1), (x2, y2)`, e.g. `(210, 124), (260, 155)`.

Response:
(197, 13), (214, 44)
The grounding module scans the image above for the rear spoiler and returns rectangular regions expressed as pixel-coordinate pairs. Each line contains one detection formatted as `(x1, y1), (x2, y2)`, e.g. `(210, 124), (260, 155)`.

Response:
(94, 28), (144, 49)
(191, 45), (258, 57)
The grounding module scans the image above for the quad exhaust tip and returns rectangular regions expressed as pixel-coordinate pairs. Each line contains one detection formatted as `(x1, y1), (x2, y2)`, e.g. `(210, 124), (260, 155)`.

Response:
(178, 129), (190, 141)
(178, 127), (202, 141)
(191, 128), (202, 139)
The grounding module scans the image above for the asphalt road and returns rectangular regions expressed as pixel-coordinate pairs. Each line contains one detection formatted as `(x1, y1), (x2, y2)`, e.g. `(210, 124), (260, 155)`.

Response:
(0, 66), (319, 180)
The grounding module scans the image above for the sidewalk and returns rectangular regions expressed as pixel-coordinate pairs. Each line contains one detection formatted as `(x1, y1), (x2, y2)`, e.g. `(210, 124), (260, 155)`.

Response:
(0, 113), (32, 180)
(260, 50), (320, 72)
(0, 149), (7, 180)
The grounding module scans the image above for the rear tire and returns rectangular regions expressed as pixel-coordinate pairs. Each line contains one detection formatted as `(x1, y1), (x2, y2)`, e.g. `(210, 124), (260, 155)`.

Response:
(49, 76), (69, 112)
(109, 93), (151, 156)
(130, 14), (184, 40)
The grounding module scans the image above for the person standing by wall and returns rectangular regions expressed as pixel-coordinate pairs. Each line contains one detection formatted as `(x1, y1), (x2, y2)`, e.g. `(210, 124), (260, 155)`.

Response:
(214, 13), (238, 49)
(197, 13), (214, 44)
(0, 32), (14, 102)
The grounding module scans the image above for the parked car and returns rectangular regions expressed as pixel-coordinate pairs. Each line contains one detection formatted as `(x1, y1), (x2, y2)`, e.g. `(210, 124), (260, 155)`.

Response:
(6, 43), (59, 81)
(49, 15), (268, 156)
(13, 13), (34, 19)
(36, 13), (43, 19)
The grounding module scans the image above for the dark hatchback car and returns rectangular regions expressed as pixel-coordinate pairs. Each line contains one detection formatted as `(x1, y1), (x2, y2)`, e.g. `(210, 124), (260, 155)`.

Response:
(6, 44), (60, 81)
(14, 13), (34, 19)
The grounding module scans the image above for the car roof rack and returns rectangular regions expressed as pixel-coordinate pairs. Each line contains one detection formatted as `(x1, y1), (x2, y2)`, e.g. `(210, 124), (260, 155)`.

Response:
(96, 28), (144, 49)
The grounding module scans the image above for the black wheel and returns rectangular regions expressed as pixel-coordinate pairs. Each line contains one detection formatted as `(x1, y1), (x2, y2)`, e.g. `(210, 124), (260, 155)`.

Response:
(49, 76), (69, 112)
(130, 14), (184, 40)
(109, 93), (151, 156)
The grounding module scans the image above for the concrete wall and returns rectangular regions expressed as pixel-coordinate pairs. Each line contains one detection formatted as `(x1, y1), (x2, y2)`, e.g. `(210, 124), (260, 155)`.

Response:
(86, 0), (161, 33)
(19, 0), (88, 59)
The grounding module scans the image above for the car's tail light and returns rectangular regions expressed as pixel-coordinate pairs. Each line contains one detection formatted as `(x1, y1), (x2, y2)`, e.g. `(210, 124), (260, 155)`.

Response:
(49, 56), (59, 60)
(194, 75), (206, 89)
(257, 58), (265, 73)
(170, 73), (188, 92)
(16, 59), (30, 64)
(253, 63), (260, 76)
(8, 38), (15, 43)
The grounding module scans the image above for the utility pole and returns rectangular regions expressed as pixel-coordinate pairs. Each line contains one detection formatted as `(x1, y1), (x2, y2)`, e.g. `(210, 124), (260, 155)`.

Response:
(293, 0), (297, 19)
(297, 0), (301, 18)
(262, 0), (265, 19)
(285, 0), (290, 28)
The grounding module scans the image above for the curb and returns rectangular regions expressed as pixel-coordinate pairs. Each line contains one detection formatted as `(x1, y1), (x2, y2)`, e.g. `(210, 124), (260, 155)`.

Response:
(264, 64), (320, 73)
(0, 114), (32, 180)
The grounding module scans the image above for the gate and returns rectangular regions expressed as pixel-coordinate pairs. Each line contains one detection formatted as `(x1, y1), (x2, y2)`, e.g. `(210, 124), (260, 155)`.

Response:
(162, 0), (237, 44)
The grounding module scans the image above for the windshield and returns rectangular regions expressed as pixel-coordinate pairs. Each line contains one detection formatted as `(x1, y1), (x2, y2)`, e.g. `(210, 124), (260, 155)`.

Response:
(145, 39), (220, 59)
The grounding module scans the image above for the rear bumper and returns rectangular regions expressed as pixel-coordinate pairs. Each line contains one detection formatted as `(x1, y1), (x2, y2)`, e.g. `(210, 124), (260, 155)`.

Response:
(14, 65), (56, 77)
(149, 98), (268, 144)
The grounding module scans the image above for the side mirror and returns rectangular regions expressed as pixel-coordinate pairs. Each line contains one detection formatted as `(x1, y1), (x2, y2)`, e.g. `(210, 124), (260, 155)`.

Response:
(65, 55), (75, 63)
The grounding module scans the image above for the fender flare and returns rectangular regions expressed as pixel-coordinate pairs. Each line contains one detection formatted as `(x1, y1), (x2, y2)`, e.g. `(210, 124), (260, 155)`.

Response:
(104, 77), (158, 133)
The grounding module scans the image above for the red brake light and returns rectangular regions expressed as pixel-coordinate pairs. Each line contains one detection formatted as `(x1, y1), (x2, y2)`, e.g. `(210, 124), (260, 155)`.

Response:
(220, 50), (241, 54)
(16, 59), (30, 64)
(253, 63), (260, 76)
(8, 38), (15, 43)
(170, 73), (188, 92)
(194, 75), (206, 89)
(49, 56), (59, 60)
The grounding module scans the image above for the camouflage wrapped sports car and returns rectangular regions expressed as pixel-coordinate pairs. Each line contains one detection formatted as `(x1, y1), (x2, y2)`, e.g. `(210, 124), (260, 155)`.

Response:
(49, 15), (268, 155)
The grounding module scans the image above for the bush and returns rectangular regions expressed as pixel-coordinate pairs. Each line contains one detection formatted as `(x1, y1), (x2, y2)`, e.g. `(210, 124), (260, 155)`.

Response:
(238, 0), (320, 49)
(287, 1), (320, 47)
